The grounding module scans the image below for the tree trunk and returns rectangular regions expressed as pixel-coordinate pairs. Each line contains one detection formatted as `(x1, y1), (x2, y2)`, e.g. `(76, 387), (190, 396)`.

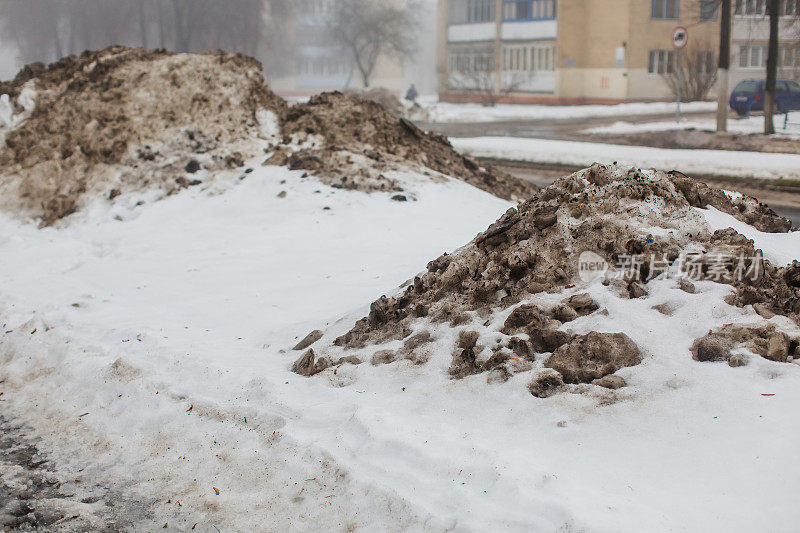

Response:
(139, 0), (149, 49)
(764, 0), (779, 135)
(716, 0), (731, 132)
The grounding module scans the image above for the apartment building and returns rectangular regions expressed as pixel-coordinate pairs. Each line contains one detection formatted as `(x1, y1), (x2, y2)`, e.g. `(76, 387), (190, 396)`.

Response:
(437, 0), (721, 103)
(730, 0), (799, 88)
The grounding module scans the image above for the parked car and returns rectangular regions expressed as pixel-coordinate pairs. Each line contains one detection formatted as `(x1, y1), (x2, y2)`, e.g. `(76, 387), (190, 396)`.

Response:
(729, 79), (800, 116)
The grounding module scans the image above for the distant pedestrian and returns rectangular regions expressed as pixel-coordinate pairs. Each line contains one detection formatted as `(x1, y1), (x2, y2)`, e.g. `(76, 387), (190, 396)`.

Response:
(405, 84), (419, 103)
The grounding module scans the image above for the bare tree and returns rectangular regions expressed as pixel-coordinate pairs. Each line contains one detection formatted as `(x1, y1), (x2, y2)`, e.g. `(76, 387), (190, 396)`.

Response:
(449, 68), (530, 107)
(662, 42), (719, 102)
(326, 0), (419, 88)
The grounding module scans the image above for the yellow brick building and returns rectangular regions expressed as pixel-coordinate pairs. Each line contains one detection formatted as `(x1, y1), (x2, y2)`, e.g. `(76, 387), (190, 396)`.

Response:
(438, 0), (721, 103)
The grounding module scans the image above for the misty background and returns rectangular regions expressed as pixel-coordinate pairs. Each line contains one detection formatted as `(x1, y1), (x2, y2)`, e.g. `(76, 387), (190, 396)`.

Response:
(0, 0), (438, 94)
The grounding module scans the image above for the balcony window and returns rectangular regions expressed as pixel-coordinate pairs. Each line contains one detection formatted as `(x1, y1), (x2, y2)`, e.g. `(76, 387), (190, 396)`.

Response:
(734, 0), (766, 15)
(502, 0), (556, 21)
(449, 0), (496, 24)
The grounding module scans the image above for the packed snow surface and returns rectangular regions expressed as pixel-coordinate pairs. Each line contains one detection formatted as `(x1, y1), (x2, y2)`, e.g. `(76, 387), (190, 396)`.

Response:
(423, 100), (717, 123)
(2, 161), (800, 531)
(584, 111), (800, 139)
(451, 136), (800, 180)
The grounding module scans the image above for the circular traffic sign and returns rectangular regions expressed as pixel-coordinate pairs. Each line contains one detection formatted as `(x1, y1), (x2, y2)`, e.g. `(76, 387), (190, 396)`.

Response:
(672, 26), (688, 50)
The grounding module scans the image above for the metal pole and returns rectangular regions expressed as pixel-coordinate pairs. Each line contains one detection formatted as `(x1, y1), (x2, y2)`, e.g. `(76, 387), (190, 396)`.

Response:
(716, 0), (732, 132)
(676, 49), (682, 124)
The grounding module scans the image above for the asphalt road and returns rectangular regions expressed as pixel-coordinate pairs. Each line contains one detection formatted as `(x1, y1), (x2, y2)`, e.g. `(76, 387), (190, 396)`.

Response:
(416, 110), (800, 227)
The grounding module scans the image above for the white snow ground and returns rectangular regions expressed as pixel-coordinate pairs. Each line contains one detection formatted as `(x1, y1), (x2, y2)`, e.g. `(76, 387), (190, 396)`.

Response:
(583, 111), (800, 139)
(2, 160), (800, 531)
(422, 101), (717, 124)
(451, 136), (800, 181)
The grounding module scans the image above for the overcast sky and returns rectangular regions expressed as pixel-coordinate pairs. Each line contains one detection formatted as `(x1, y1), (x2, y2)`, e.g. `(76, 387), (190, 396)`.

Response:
(0, 40), (17, 80)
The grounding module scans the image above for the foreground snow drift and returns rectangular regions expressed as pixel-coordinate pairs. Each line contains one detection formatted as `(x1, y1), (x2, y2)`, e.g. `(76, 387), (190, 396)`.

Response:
(451, 136), (800, 181)
(1, 162), (800, 531)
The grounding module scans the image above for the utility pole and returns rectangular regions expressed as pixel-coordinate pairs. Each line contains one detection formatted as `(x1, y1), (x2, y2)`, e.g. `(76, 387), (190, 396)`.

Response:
(716, 0), (731, 132)
(764, 0), (779, 135)
(493, 0), (503, 96)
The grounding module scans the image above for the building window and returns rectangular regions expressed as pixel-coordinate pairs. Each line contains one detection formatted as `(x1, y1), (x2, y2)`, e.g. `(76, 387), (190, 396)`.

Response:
(700, 0), (719, 20)
(297, 57), (349, 78)
(502, 0), (556, 21)
(739, 44), (766, 68)
(780, 0), (799, 15)
(449, 47), (495, 74)
(735, 0), (766, 15)
(779, 46), (798, 68)
(449, 0), (496, 24)
(502, 44), (555, 72)
(697, 50), (717, 74)
(308, 0), (334, 16)
(652, 0), (679, 19)
(649, 49), (676, 74)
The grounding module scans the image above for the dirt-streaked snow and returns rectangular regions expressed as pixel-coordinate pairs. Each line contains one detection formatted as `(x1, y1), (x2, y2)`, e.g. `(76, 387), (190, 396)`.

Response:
(422, 100), (716, 124)
(2, 159), (800, 531)
(583, 111), (800, 139)
(451, 136), (800, 181)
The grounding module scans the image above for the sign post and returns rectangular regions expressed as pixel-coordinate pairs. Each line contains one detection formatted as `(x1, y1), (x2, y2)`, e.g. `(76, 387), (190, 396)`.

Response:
(672, 27), (688, 124)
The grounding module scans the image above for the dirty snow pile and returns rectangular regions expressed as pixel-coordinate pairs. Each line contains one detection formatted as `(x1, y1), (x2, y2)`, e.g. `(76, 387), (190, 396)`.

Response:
(270, 91), (534, 201)
(296, 164), (799, 397)
(0, 47), (533, 228)
(0, 46), (284, 226)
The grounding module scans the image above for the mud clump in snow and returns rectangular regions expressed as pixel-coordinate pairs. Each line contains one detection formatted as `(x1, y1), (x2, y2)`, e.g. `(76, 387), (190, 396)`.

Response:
(278, 92), (536, 201)
(0, 46), (284, 226)
(545, 332), (641, 384)
(297, 164), (799, 397)
(669, 171), (792, 233)
(692, 324), (800, 365)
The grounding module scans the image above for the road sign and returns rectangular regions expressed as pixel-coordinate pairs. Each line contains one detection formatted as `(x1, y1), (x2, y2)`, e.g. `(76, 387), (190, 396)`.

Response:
(672, 27), (688, 124)
(672, 27), (688, 50)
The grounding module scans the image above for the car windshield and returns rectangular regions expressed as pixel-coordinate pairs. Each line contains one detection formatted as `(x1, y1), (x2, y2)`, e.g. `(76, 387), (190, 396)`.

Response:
(734, 81), (759, 93)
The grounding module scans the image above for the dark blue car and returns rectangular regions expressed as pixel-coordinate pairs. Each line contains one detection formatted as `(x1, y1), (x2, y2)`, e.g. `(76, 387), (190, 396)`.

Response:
(730, 79), (800, 116)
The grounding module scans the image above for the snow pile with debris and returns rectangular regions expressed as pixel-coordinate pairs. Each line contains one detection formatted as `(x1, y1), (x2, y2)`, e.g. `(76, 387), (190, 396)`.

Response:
(584, 111), (800, 139)
(270, 91), (536, 201)
(0, 46), (283, 226)
(1, 159), (800, 530)
(0, 47), (533, 227)
(423, 100), (717, 123)
(452, 136), (800, 180)
(298, 164), (798, 385)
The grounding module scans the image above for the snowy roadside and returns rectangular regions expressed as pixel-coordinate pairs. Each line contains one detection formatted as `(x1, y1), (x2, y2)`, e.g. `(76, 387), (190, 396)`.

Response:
(451, 136), (800, 181)
(583, 111), (800, 139)
(422, 100), (716, 124)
